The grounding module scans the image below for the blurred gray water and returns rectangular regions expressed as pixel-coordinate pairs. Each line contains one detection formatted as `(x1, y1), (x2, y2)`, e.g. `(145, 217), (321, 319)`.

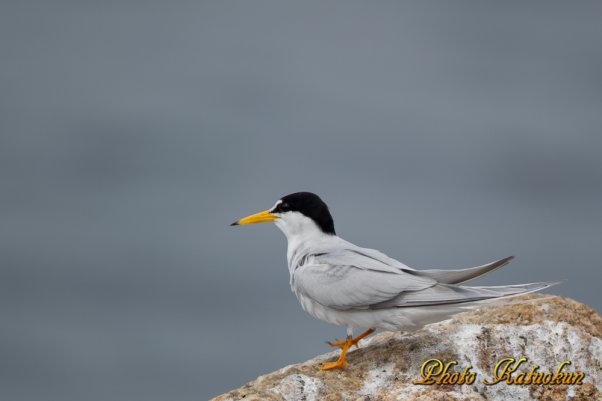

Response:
(1, 1), (601, 400)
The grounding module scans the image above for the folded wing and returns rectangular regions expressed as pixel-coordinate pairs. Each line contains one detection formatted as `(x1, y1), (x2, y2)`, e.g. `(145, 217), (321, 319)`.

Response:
(293, 250), (436, 310)
(293, 249), (558, 311)
(411, 256), (515, 284)
(369, 281), (560, 309)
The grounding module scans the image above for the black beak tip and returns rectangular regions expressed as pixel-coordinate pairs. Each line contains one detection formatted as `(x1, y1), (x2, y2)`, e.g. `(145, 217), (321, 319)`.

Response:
(230, 221), (239, 226)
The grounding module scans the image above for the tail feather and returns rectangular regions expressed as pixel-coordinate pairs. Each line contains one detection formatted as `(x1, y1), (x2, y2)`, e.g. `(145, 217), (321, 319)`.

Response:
(413, 256), (514, 284)
(370, 280), (562, 309)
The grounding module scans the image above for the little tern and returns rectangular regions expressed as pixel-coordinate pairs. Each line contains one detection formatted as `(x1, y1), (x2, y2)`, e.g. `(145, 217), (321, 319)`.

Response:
(231, 192), (559, 370)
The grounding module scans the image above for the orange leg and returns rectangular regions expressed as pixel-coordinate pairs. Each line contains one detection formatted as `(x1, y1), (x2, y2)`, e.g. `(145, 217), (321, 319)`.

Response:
(327, 328), (375, 350)
(321, 328), (375, 370)
(320, 336), (352, 370)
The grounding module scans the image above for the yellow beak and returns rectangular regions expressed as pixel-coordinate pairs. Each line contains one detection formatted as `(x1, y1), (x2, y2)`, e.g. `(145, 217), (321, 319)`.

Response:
(231, 210), (279, 226)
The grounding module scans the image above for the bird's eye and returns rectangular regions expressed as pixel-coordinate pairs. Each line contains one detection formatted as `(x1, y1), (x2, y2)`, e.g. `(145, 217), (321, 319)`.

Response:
(279, 203), (290, 212)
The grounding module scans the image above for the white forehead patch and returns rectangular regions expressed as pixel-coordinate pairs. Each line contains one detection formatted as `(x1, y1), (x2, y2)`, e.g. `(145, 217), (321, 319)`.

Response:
(269, 199), (283, 212)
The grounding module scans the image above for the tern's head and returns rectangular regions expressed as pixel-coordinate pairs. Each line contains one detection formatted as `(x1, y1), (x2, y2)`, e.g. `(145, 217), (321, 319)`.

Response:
(231, 192), (336, 238)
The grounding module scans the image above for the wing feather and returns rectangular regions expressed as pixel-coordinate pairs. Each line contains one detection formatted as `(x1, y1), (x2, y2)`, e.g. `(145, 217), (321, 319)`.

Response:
(292, 247), (557, 311)
(293, 249), (436, 310)
(370, 281), (561, 308)
(411, 256), (514, 284)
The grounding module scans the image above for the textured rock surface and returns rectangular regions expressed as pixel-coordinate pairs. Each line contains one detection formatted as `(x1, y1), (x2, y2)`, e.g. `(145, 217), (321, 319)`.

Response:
(212, 295), (601, 401)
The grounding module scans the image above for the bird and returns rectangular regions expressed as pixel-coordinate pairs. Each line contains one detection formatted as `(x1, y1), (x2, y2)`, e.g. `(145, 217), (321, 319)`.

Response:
(231, 192), (559, 370)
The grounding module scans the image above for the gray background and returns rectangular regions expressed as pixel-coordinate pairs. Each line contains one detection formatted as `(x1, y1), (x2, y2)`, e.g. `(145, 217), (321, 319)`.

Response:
(1, 1), (601, 400)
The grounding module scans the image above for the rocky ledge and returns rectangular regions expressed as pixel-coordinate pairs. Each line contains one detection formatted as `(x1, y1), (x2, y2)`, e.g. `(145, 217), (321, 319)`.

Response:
(212, 295), (601, 401)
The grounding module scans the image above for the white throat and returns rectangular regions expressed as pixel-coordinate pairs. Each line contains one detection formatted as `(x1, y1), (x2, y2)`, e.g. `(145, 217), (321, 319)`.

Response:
(273, 212), (334, 266)
(274, 211), (327, 241)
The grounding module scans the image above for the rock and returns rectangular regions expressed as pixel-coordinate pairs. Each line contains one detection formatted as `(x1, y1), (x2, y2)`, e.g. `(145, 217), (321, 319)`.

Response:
(212, 295), (601, 401)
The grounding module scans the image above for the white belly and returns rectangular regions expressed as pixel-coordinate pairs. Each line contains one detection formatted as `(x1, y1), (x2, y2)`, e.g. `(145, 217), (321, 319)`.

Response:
(294, 290), (474, 332)
(295, 291), (412, 331)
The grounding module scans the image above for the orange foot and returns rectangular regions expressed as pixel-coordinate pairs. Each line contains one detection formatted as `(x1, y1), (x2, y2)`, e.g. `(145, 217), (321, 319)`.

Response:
(326, 328), (375, 350)
(320, 328), (375, 371)
(320, 358), (349, 370)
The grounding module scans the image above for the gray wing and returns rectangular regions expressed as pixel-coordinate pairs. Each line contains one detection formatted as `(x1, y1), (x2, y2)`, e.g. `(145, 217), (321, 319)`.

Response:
(411, 256), (515, 284)
(369, 281), (559, 309)
(294, 249), (558, 310)
(293, 249), (436, 310)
